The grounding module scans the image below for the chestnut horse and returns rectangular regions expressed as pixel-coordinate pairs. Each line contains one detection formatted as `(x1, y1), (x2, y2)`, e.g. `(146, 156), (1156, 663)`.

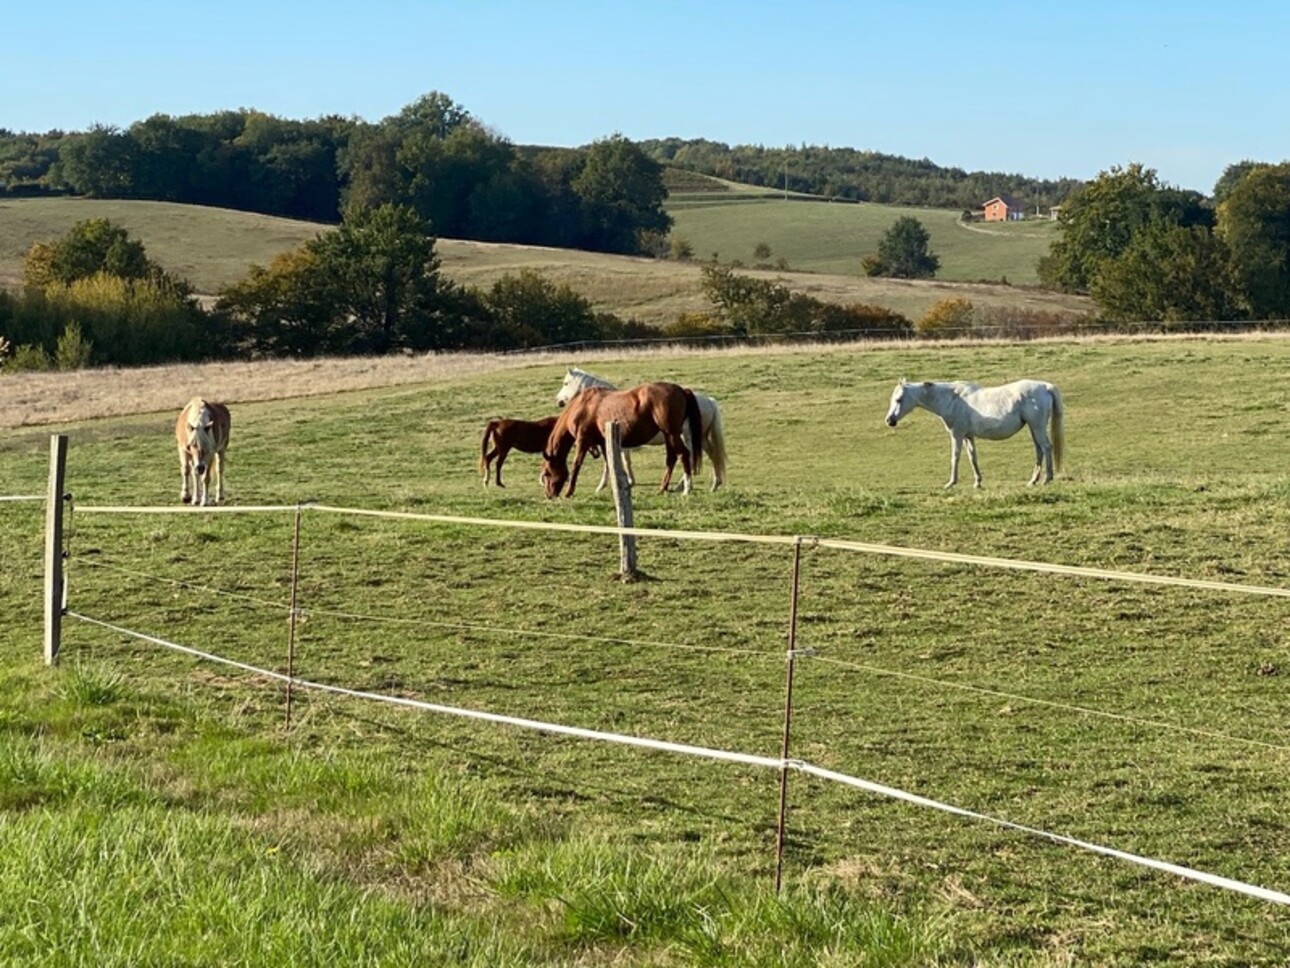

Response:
(541, 383), (702, 498)
(480, 416), (559, 487)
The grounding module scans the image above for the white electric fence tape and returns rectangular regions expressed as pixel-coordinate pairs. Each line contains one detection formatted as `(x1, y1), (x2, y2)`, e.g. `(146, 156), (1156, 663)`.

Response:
(67, 610), (1290, 907)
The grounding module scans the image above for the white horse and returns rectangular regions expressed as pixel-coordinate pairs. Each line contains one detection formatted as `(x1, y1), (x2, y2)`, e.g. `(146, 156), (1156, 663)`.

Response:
(555, 368), (728, 491)
(884, 378), (1064, 488)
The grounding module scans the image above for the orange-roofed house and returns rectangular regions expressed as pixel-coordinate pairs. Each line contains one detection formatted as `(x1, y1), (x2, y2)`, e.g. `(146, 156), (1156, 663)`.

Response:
(982, 194), (1026, 222)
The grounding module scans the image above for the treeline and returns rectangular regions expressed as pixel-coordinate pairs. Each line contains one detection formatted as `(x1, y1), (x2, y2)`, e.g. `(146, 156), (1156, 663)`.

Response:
(0, 212), (924, 370)
(640, 138), (1084, 210)
(1040, 162), (1290, 323)
(0, 93), (670, 256)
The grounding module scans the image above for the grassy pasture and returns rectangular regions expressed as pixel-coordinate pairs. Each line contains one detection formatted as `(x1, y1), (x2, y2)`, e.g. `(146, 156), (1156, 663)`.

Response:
(666, 194), (1058, 285)
(0, 197), (1088, 326)
(3, 337), (1290, 964)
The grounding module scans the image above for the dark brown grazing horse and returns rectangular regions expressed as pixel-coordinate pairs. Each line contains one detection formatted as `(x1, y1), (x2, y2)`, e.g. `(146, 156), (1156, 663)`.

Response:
(480, 416), (559, 487)
(541, 382), (702, 498)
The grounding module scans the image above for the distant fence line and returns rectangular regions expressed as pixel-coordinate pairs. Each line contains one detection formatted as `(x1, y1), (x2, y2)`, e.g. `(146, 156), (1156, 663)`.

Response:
(498, 318), (1290, 356)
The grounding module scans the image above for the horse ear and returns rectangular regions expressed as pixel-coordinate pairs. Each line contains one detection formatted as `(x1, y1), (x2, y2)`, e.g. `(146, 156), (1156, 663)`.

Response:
(921, 381), (933, 388)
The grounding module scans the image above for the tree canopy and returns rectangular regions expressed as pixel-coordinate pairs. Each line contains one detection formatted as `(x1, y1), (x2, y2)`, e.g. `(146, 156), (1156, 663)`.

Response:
(1217, 162), (1290, 319)
(0, 93), (672, 258)
(864, 216), (940, 279)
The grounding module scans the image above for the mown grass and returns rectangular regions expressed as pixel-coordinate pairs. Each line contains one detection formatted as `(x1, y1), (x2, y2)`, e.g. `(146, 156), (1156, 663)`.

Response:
(2, 337), (1290, 964)
(666, 195), (1058, 284)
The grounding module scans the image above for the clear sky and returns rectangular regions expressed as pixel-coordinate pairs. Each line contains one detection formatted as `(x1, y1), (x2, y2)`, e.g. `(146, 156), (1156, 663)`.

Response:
(3, 0), (1287, 194)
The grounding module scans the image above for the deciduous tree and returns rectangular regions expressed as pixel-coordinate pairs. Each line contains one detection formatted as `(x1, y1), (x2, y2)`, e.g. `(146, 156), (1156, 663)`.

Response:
(572, 135), (671, 254)
(1217, 162), (1290, 319)
(866, 216), (939, 279)
(1091, 223), (1239, 323)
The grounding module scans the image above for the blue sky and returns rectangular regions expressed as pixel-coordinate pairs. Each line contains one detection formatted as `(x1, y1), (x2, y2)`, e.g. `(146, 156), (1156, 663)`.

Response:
(3, 1), (1287, 193)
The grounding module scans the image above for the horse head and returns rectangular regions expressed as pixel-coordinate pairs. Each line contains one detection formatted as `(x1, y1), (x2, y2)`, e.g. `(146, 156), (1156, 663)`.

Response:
(540, 450), (568, 498)
(885, 379), (919, 427)
(184, 410), (216, 473)
(555, 368), (583, 408)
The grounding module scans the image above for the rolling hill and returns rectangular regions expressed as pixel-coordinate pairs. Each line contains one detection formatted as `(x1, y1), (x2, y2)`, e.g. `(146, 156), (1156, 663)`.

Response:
(0, 195), (1088, 326)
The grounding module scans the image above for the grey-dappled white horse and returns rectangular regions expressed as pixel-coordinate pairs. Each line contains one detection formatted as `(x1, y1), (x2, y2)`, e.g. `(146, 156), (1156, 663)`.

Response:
(555, 368), (728, 491)
(885, 378), (1064, 488)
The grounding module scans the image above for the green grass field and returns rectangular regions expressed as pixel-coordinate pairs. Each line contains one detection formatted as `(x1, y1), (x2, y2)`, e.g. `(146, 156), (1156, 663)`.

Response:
(1, 196), (1084, 327)
(666, 194), (1057, 285)
(2, 337), (1290, 964)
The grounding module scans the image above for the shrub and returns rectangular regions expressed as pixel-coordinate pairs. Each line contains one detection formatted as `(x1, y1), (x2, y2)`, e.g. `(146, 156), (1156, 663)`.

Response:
(7, 343), (52, 371)
(55, 321), (94, 370)
(668, 235), (694, 261)
(662, 313), (732, 341)
(916, 297), (976, 338)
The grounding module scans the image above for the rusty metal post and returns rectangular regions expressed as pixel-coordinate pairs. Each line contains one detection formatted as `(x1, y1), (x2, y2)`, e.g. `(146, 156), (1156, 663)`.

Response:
(774, 536), (805, 892)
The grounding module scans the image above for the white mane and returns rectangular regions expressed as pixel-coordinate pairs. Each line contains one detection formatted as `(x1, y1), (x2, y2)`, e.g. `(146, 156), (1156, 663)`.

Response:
(556, 367), (617, 407)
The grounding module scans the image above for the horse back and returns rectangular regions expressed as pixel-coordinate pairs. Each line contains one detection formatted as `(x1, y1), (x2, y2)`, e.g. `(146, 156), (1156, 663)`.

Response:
(511, 416), (558, 453)
(207, 402), (231, 453)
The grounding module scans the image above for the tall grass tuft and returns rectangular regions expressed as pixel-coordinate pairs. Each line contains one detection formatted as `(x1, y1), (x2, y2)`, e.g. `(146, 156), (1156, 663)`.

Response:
(491, 835), (950, 964)
(59, 659), (126, 706)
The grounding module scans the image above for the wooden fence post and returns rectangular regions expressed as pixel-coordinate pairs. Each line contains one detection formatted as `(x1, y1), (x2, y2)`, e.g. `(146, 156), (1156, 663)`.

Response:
(774, 536), (805, 892)
(44, 434), (68, 666)
(605, 421), (638, 580)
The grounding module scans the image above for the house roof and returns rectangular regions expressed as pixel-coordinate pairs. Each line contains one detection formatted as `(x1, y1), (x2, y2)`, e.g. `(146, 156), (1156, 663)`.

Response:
(984, 193), (1025, 209)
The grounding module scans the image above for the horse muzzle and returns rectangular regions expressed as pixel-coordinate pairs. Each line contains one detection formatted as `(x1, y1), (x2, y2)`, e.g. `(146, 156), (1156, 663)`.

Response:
(885, 416), (898, 428)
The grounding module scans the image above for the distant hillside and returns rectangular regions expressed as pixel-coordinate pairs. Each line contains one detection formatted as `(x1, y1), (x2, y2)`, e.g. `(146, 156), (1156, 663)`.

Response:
(643, 138), (1083, 211)
(661, 174), (1059, 285)
(0, 197), (1091, 325)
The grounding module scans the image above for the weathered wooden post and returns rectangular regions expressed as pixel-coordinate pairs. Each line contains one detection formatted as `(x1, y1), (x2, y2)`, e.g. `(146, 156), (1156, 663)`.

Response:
(43, 434), (68, 666)
(605, 421), (638, 580)
(774, 536), (806, 892)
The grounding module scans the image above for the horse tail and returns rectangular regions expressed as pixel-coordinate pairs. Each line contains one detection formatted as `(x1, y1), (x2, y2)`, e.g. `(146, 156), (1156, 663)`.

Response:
(480, 420), (498, 473)
(684, 389), (703, 476)
(705, 397), (728, 488)
(1049, 386), (1065, 472)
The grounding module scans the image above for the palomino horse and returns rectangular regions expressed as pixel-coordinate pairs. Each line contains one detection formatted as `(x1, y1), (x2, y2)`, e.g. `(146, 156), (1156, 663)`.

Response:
(542, 382), (702, 498)
(479, 416), (559, 487)
(555, 367), (728, 491)
(884, 378), (1064, 488)
(176, 397), (231, 505)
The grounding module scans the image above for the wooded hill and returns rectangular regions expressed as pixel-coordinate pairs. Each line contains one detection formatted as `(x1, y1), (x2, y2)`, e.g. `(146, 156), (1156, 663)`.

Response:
(640, 138), (1085, 211)
(0, 93), (1084, 235)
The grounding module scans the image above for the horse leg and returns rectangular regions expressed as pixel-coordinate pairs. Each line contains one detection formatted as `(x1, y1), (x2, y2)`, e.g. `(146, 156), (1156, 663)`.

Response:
(946, 436), (962, 488)
(964, 437), (983, 488)
(214, 452), (226, 504)
(179, 452), (192, 504)
(624, 450), (636, 486)
(595, 453), (610, 493)
(658, 443), (675, 493)
(567, 439), (593, 497)
(494, 447), (508, 488)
